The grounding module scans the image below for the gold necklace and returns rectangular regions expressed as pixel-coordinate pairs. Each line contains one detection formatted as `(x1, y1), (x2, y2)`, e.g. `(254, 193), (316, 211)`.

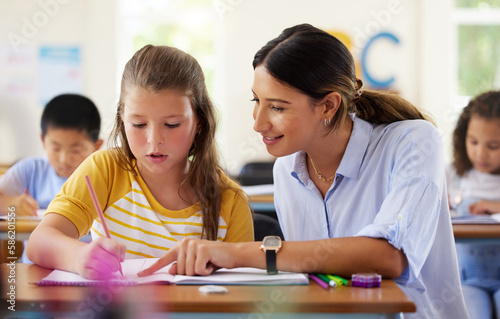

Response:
(309, 156), (335, 182)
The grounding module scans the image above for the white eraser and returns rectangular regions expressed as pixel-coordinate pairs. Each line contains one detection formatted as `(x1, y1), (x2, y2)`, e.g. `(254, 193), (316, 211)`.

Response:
(198, 285), (228, 294)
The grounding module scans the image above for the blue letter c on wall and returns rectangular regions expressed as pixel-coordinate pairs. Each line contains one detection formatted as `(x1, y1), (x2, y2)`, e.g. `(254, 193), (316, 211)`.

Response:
(361, 32), (400, 89)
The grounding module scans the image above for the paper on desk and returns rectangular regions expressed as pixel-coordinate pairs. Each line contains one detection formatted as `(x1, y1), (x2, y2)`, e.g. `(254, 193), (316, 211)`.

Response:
(0, 208), (45, 220)
(38, 258), (309, 286)
(451, 214), (500, 224)
(241, 184), (274, 196)
(0, 214), (41, 220)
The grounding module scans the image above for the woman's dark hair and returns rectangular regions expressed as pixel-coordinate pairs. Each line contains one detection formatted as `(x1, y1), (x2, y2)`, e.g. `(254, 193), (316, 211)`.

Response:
(253, 23), (430, 132)
(452, 90), (500, 176)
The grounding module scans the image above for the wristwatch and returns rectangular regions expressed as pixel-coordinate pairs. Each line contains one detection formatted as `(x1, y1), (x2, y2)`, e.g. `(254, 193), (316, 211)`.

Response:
(260, 235), (282, 275)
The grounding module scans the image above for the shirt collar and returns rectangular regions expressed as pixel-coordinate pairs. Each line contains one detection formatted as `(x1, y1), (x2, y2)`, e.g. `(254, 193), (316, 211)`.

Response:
(290, 114), (373, 183)
(290, 151), (308, 186)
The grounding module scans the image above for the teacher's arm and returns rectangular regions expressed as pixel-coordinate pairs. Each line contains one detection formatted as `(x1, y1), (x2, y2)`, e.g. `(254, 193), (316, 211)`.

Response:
(139, 236), (406, 279)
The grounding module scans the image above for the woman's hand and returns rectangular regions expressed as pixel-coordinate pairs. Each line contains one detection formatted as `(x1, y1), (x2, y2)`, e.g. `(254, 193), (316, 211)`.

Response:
(138, 238), (240, 277)
(74, 236), (126, 280)
(469, 200), (500, 215)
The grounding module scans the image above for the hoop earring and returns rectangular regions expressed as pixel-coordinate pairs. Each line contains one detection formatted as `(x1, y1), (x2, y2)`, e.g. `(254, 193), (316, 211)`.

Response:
(324, 118), (331, 127)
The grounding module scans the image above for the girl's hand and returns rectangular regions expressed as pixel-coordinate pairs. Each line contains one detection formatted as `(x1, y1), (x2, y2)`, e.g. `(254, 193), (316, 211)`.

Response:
(469, 200), (500, 215)
(14, 194), (39, 216)
(75, 237), (126, 280)
(138, 238), (239, 277)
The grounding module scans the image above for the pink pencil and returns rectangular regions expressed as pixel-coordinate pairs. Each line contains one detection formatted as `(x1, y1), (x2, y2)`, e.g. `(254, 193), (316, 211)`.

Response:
(84, 175), (124, 277)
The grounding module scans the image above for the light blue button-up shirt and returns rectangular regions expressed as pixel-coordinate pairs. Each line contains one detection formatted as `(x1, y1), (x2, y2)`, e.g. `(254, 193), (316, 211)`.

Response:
(274, 114), (468, 319)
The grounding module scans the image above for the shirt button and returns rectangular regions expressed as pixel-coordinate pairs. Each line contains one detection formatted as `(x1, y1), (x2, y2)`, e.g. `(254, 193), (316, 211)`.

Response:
(397, 214), (403, 220)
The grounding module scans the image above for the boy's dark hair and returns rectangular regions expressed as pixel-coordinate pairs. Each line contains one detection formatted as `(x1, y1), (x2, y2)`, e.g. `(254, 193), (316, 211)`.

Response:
(41, 94), (101, 142)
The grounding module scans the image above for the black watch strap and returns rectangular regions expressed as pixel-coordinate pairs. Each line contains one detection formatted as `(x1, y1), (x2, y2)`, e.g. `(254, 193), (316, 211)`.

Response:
(266, 249), (278, 275)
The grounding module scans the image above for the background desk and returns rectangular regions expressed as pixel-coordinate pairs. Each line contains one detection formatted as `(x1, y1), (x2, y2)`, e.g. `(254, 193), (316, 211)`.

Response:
(1, 263), (415, 318)
(452, 223), (500, 244)
(248, 194), (275, 217)
(0, 219), (40, 263)
(0, 219), (40, 241)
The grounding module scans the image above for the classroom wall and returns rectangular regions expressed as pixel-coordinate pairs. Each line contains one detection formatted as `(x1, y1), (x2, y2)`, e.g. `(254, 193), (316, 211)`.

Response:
(0, 0), (117, 164)
(0, 0), (455, 176)
(218, 0), (424, 174)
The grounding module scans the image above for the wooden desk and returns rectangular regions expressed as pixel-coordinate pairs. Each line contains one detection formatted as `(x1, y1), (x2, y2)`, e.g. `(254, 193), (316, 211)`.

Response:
(1, 263), (415, 318)
(248, 194), (275, 216)
(453, 223), (500, 244)
(0, 218), (40, 263)
(248, 194), (274, 203)
(0, 163), (11, 176)
(0, 218), (40, 241)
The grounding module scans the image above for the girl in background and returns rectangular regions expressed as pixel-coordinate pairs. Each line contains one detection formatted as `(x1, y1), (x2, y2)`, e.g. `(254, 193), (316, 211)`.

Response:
(447, 90), (500, 319)
(27, 45), (253, 279)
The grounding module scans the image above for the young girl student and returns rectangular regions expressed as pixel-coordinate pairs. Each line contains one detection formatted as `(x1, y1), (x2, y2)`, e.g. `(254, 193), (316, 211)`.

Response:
(446, 91), (500, 319)
(27, 45), (254, 279)
(140, 24), (468, 319)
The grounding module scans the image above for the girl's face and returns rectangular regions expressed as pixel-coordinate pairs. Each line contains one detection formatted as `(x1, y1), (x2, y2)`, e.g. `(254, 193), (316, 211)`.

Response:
(123, 87), (199, 178)
(466, 114), (500, 174)
(251, 66), (324, 157)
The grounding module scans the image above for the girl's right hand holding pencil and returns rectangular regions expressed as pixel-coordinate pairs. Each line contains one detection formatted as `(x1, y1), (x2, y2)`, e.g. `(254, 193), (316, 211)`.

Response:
(75, 236), (126, 280)
(27, 213), (126, 280)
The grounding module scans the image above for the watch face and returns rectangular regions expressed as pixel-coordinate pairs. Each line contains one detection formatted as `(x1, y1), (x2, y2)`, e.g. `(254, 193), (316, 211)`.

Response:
(263, 236), (281, 248)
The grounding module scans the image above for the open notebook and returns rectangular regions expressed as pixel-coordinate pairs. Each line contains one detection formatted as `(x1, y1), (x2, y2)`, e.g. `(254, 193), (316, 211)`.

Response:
(38, 258), (309, 286)
(0, 209), (45, 221)
(451, 214), (500, 224)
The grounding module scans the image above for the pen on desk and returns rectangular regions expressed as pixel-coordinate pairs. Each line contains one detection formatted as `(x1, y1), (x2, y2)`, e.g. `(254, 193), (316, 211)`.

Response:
(326, 274), (347, 286)
(309, 274), (329, 289)
(316, 273), (337, 287)
(84, 175), (124, 278)
(331, 275), (348, 285)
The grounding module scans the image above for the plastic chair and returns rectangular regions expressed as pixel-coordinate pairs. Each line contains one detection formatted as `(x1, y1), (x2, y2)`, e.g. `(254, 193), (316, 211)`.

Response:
(238, 162), (274, 186)
(253, 213), (284, 241)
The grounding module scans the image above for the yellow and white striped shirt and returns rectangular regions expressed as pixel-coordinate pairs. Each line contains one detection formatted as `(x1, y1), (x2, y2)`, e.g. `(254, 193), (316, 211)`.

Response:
(47, 150), (254, 259)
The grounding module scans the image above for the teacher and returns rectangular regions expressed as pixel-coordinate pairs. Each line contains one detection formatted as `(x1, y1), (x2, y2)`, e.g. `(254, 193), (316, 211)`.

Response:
(140, 23), (468, 319)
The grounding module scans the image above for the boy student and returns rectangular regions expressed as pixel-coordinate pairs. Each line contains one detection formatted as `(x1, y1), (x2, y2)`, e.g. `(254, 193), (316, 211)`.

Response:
(0, 93), (103, 215)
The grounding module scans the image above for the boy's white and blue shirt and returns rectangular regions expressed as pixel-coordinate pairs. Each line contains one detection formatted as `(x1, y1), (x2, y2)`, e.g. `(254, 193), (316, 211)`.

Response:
(274, 114), (469, 319)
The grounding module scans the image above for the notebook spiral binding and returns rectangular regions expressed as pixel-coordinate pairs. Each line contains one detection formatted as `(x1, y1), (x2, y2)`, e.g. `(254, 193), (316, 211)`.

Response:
(37, 280), (138, 287)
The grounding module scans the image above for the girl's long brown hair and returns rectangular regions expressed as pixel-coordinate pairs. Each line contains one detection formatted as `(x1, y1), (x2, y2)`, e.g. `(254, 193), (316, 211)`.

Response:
(452, 91), (500, 176)
(253, 24), (431, 132)
(109, 45), (234, 240)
